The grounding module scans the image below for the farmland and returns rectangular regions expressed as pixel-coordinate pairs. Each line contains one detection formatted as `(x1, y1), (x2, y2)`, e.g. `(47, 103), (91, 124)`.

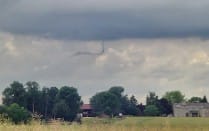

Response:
(1, 117), (209, 131)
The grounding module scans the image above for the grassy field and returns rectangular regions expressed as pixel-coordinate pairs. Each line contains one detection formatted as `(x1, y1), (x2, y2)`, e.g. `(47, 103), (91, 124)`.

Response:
(1, 117), (209, 131)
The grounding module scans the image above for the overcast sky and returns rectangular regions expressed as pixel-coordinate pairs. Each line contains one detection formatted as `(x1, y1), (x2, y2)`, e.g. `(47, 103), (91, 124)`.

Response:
(1, 0), (209, 103)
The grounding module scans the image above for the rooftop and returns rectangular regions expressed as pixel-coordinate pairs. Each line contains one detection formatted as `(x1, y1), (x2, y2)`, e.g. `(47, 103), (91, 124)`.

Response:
(173, 103), (209, 109)
(81, 104), (92, 110)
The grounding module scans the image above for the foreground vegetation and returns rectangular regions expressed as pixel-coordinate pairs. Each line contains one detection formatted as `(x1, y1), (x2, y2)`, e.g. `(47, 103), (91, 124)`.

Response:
(1, 117), (209, 131)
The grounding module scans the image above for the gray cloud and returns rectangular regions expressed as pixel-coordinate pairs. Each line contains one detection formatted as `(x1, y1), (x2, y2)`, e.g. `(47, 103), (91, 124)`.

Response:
(1, 0), (209, 40)
(2, 0), (209, 103)
(73, 41), (104, 56)
(1, 33), (209, 103)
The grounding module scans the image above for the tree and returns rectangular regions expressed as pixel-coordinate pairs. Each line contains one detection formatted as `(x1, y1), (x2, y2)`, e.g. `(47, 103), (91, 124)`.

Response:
(2, 81), (26, 107)
(156, 98), (173, 115)
(6, 103), (31, 124)
(163, 91), (185, 104)
(108, 86), (124, 98)
(55, 86), (81, 121)
(0, 105), (7, 117)
(146, 92), (158, 105)
(145, 92), (173, 116)
(120, 95), (140, 116)
(47, 87), (59, 117)
(25, 81), (40, 113)
(201, 96), (208, 103)
(38, 87), (59, 119)
(39, 87), (49, 119)
(188, 97), (202, 103)
(137, 103), (145, 116)
(52, 100), (70, 120)
(90, 91), (120, 116)
(127, 95), (141, 115)
(91, 87), (141, 116)
(130, 95), (138, 105)
(120, 95), (130, 114)
(109, 86), (139, 115)
(144, 105), (160, 116)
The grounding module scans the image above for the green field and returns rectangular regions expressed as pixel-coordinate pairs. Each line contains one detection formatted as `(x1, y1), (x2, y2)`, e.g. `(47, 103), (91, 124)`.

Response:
(1, 117), (209, 131)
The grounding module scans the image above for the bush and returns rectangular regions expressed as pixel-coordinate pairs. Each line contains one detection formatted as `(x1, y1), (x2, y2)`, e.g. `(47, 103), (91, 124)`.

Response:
(6, 103), (31, 124)
(0, 105), (9, 123)
(144, 105), (160, 116)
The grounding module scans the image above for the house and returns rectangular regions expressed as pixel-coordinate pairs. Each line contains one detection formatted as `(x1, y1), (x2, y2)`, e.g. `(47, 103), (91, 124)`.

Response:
(173, 103), (209, 117)
(80, 104), (94, 117)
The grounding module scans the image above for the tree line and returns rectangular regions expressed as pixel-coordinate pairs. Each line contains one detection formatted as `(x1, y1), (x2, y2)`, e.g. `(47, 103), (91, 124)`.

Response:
(0, 81), (208, 124)
(91, 88), (207, 117)
(1, 81), (82, 124)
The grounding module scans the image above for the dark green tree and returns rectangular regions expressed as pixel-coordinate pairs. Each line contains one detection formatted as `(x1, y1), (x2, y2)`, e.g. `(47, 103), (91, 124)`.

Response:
(38, 87), (59, 119)
(188, 97), (202, 103)
(145, 92), (173, 116)
(120, 95), (130, 114)
(39, 87), (49, 119)
(2, 81), (26, 107)
(25, 81), (40, 113)
(109, 86), (124, 98)
(52, 100), (70, 120)
(90, 91), (120, 116)
(47, 87), (59, 117)
(201, 96), (208, 103)
(146, 92), (158, 105)
(121, 95), (140, 115)
(55, 86), (81, 121)
(137, 103), (145, 116)
(127, 95), (141, 116)
(144, 105), (160, 116)
(0, 105), (7, 114)
(156, 98), (173, 115)
(130, 95), (138, 105)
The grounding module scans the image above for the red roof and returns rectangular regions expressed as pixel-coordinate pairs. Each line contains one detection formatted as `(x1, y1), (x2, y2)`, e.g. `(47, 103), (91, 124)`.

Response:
(81, 104), (92, 110)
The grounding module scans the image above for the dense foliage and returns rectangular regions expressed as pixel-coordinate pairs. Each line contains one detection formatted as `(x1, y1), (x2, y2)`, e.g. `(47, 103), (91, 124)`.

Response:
(2, 81), (82, 122)
(145, 92), (172, 116)
(0, 103), (31, 124)
(3, 81), (26, 107)
(1, 81), (209, 123)
(144, 105), (160, 116)
(163, 91), (185, 104)
(90, 91), (120, 116)
(55, 86), (82, 121)
(90, 87), (141, 117)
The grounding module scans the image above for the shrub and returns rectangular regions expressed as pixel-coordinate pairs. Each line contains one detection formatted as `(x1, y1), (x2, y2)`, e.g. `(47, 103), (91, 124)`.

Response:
(6, 103), (31, 124)
(144, 105), (160, 116)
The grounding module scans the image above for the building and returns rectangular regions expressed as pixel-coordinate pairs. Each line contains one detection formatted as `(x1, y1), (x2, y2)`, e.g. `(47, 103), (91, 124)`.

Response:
(80, 104), (94, 117)
(173, 103), (209, 117)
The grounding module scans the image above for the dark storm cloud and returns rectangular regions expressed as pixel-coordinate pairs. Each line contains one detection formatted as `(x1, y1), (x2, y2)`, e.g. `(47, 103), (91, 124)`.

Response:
(1, 0), (209, 40)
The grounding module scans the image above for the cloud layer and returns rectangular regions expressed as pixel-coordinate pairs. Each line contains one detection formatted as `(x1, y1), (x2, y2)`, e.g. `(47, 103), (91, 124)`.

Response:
(1, 32), (209, 102)
(1, 0), (209, 40)
(1, 1), (209, 103)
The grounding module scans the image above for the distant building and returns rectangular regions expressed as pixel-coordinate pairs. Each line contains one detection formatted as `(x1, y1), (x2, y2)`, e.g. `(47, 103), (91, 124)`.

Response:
(173, 103), (209, 117)
(80, 104), (94, 117)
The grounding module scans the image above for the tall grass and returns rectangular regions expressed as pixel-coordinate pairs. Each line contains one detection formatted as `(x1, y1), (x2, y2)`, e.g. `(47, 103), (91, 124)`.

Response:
(0, 117), (209, 131)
